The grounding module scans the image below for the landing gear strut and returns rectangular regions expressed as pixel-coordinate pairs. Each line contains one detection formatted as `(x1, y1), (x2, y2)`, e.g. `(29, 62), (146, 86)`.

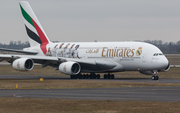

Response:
(151, 71), (159, 80)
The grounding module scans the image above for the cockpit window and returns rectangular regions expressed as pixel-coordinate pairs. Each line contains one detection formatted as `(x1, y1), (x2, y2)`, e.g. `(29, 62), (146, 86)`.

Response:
(153, 53), (158, 56)
(153, 53), (163, 56)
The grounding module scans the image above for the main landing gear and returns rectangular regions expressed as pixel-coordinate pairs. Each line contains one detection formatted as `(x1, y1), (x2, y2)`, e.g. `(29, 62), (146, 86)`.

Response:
(70, 73), (115, 79)
(151, 71), (159, 80)
(103, 73), (114, 79)
(70, 73), (100, 79)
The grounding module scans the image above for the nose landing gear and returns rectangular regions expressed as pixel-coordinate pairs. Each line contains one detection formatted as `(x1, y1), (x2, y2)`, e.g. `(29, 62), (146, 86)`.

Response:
(151, 71), (159, 80)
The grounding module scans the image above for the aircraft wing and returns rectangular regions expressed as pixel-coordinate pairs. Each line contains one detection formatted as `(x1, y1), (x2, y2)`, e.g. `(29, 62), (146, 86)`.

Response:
(0, 54), (116, 71)
(0, 48), (38, 55)
(0, 54), (58, 65)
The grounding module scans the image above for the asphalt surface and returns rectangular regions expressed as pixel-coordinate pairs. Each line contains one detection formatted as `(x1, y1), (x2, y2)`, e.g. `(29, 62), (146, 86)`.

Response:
(0, 75), (180, 83)
(0, 75), (180, 102)
(0, 87), (180, 102)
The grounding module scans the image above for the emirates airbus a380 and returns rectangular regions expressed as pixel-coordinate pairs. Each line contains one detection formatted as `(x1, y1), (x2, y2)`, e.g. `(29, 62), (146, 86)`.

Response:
(0, 1), (170, 80)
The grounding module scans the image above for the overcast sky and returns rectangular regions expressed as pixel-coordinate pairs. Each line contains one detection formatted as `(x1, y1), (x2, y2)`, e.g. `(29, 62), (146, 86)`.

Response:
(0, 0), (180, 44)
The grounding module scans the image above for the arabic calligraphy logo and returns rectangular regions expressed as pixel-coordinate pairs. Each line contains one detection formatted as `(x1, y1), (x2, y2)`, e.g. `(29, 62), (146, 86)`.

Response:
(86, 49), (99, 54)
(63, 65), (67, 72)
(136, 47), (142, 56)
(17, 61), (20, 68)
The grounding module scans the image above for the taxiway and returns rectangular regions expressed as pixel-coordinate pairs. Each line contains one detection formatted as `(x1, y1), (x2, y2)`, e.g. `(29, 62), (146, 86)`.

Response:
(0, 75), (180, 83)
(0, 86), (180, 102)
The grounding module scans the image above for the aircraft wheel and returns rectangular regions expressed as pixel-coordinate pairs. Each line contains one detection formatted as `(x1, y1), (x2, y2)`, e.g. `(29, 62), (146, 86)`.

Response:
(86, 74), (89, 79)
(151, 76), (155, 80)
(151, 76), (156, 80)
(84, 74), (86, 79)
(97, 74), (100, 79)
(110, 74), (114, 79)
(151, 75), (159, 80)
(92, 74), (96, 79)
(78, 74), (82, 79)
(72, 75), (76, 79)
(104, 74), (107, 79)
(82, 74), (86, 79)
(87, 74), (90, 79)
(70, 75), (73, 79)
(108, 74), (111, 79)
(155, 76), (159, 80)
(90, 74), (93, 79)
(73, 75), (77, 79)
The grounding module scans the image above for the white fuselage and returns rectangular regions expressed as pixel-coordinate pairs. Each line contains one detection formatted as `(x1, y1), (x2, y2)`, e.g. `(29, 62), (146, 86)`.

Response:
(30, 41), (169, 73)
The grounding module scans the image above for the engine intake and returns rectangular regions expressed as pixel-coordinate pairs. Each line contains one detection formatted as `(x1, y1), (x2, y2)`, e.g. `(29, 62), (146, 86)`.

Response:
(59, 62), (81, 75)
(12, 58), (34, 71)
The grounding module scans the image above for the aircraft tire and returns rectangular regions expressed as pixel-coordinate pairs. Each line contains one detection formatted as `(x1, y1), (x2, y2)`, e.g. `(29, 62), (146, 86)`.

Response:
(82, 74), (85, 79)
(93, 74), (97, 79)
(104, 74), (107, 79)
(90, 74), (93, 79)
(107, 74), (111, 79)
(85, 74), (88, 79)
(79, 74), (82, 79)
(152, 76), (158, 80)
(155, 76), (159, 80)
(151, 76), (155, 80)
(72, 75), (77, 79)
(97, 74), (100, 79)
(110, 74), (114, 79)
(151, 75), (159, 80)
(88, 74), (90, 79)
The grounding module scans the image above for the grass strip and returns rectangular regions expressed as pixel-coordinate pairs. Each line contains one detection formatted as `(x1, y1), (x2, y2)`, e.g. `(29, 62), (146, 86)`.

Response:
(0, 79), (180, 89)
(0, 97), (180, 113)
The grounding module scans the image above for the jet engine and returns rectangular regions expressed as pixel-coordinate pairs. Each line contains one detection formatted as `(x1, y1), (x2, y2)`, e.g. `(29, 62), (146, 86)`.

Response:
(12, 58), (34, 71)
(59, 62), (81, 75)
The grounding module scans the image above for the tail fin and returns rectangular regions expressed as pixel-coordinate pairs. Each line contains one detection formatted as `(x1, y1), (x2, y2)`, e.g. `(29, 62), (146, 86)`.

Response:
(19, 1), (51, 54)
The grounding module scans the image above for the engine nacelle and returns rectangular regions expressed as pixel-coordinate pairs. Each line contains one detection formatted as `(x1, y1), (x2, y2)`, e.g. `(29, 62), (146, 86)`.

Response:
(12, 58), (34, 71)
(59, 62), (81, 75)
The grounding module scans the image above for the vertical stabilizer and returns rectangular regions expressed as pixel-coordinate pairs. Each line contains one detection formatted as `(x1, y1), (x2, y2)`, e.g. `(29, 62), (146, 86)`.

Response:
(19, 1), (51, 54)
